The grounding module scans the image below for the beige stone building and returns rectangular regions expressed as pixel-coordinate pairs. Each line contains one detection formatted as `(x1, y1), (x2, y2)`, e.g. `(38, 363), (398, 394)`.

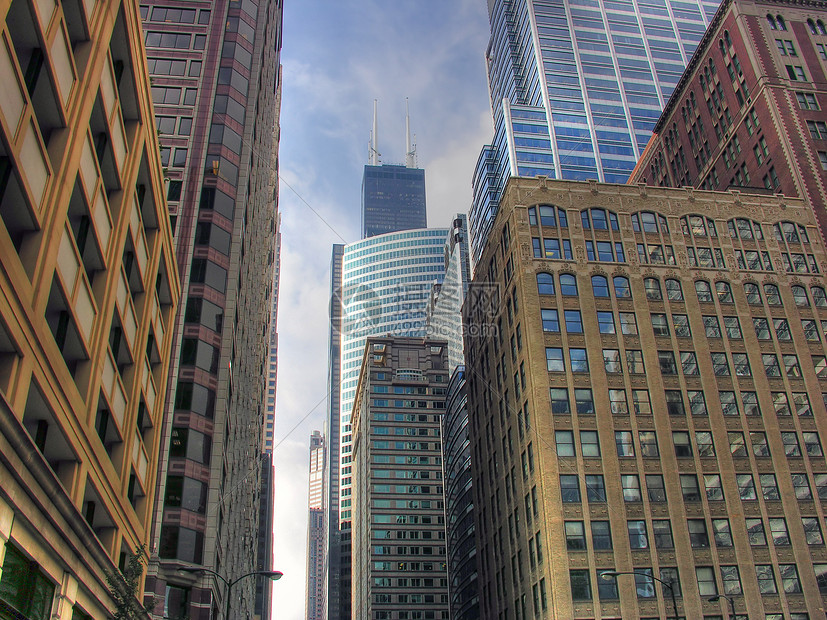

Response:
(0, 1), (179, 618)
(464, 176), (827, 619)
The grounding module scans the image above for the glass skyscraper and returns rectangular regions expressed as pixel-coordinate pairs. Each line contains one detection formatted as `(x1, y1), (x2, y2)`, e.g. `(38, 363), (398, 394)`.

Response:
(470, 0), (721, 262)
(362, 164), (427, 238)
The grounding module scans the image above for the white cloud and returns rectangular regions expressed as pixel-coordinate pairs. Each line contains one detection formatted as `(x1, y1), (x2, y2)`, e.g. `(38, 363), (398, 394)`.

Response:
(271, 1), (491, 617)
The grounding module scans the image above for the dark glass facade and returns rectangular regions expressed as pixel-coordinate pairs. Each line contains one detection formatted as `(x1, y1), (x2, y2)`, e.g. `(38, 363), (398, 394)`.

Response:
(361, 164), (427, 239)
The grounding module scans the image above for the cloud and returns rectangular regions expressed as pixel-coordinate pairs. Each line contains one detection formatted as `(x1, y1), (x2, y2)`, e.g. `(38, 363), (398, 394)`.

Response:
(271, 1), (491, 617)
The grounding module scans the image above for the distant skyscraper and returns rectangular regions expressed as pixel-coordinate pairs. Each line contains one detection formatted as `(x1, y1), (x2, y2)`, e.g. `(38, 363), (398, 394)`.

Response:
(325, 244), (344, 620)
(351, 337), (450, 620)
(264, 215), (282, 454)
(469, 0), (721, 263)
(140, 2), (283, 618)
(336, 227), (447, 615)
(361, 102), (427, 238)
(306, 431), (325, 620)
(427, 214), (472, 373)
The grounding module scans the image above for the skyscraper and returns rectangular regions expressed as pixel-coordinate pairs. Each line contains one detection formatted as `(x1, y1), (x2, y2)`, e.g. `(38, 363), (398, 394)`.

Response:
(426, 214), (472, 373)
(351, 337), (450, 620)
(465, 175), (827, 619)
(629, 0), (827, 239)
(336, 227), (447, 615)
(361, 103), (427, 238)
(0, 1), (179, 618)
(324, 244), (344, 620)
(469, 0), (722, 263)
(140, 2), (283, 618)
(306, 430), (325, 620)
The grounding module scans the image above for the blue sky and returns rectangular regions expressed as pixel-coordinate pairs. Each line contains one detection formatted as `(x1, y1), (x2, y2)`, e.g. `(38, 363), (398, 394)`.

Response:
(271, 1), (491, 616)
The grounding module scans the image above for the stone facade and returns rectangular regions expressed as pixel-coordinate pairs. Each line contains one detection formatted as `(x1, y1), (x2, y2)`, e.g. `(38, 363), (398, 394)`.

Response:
(0, 0), (179, 617)
(465, 176), (827, 619)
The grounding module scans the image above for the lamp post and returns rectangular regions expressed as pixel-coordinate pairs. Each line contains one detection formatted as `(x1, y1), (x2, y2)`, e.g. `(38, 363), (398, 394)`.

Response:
(179, 566), (283, 619)
(601, 570), (679, 620)
(708, 593), (738, 619)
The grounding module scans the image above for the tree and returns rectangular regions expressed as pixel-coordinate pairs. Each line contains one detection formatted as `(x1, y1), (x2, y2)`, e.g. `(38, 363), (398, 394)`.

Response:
(106, 544), (153, 620)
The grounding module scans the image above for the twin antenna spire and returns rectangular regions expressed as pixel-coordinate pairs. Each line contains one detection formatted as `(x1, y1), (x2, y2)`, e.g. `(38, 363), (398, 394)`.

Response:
(368, 98), (417, 168)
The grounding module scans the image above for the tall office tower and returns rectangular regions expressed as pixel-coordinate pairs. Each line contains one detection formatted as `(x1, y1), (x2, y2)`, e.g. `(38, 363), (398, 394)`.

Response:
(306, 430), (325, 619)
(324, 243), (344, 620)
(255, 453), (275, 620)
(629, 0), (827, 240)
(426, 214), (472, 373)
(351, 336), (450, 619)
(465, 175), (827, 619)
(361, 104), (427, 238)
(468, 0), (723, 264)
(264, 215), (282, 453)
(334, 228), (447, 616)
(443, 367), (479, 620)
(0, 1), (179, 618)
(139, 2), (283, 619)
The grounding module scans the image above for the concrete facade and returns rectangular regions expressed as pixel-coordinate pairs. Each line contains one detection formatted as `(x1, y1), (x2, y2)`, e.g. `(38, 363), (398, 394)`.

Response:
(465, 176), (827, 619)
(138, 1), (283, 618)
(0, 0), (179, 617)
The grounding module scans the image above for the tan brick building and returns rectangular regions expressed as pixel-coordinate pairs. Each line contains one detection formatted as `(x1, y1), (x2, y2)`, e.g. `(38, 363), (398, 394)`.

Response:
(0, 0), (179, 618)
(464, 176), (827, 619)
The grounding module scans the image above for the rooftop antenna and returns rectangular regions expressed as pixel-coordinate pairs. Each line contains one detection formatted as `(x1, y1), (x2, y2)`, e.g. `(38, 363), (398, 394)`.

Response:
(405, 98), (417, 168)
(369, 99), (381, 165)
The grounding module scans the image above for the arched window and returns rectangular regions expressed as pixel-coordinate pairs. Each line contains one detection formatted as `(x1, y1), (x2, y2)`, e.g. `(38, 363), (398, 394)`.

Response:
(696, 280), (713, 302)
(592, 275), (609, 297)
(774, 221), (808, 244)
(767, 14), (778, 29)
(808, 18), (817, 34)
(665, 279), (683, 301)
(777, 15), (787, 30)
(764, 283), (782, 305)
(613, 276), (632, 299)
(716, 281), (734, 303)
(818, 19), (827, 35)
(537, 272), (555, 296)
(644, 278), (662, 300)
(812, 286), (827, 307)
(581, 208), (619, 231)
(681, 215), (717, 237)
(719, 40), (726, 55)
(744, 282), (762, 305)
(728, 218), (763, 240)
(724, 30), (733, 48)
(532, 204), (567, 228)
(632, 211), (668, 233)
(560, 274), (578, 296)
(792, 285), (809, 306)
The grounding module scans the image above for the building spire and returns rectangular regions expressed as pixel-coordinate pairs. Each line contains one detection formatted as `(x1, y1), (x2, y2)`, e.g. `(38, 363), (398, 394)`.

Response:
(405, 98), (417, 168)
(369, 99), (380, 165)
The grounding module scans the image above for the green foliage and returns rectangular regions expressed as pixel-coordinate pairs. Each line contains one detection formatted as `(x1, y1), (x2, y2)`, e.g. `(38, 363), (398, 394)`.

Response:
(105, 544), (153, 620)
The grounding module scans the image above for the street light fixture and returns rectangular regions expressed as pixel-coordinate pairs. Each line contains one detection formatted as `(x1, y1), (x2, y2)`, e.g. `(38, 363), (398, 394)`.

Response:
(601, 570), (679, 620)
(178, 566), (283, 619)
(708, 593), (738, 619)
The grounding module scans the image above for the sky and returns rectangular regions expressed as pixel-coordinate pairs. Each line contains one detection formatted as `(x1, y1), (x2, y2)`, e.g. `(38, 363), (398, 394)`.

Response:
(271, 1), (492, 617)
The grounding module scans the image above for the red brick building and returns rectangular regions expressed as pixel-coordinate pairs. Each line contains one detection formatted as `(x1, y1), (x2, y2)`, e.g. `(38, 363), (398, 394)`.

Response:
(630, 0), (827, 240)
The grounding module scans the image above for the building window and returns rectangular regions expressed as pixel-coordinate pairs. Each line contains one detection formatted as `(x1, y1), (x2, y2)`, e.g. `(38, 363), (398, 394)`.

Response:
(756, 565), (777, 594)
(627, 520), (648, 549)
(565, 521), (586, 550)
(591, 521), (612, 549)
(585, 475), (606, 502)
(570, 570), (591, 601)
(696, 566), (717, 596)
(0, 544), (55, 620)
(646, 475), (666, 502)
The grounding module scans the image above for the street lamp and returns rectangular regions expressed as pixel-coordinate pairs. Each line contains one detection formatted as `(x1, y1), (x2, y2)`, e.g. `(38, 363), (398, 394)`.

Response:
(601, 570), (679, 620)
(179, 566), (283, 619)
(708, 593), (738, 619)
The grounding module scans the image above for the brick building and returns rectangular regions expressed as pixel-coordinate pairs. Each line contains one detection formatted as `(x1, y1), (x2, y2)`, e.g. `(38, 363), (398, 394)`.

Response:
(630, 0), (827, 241)
(464, 176), (827, 619)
